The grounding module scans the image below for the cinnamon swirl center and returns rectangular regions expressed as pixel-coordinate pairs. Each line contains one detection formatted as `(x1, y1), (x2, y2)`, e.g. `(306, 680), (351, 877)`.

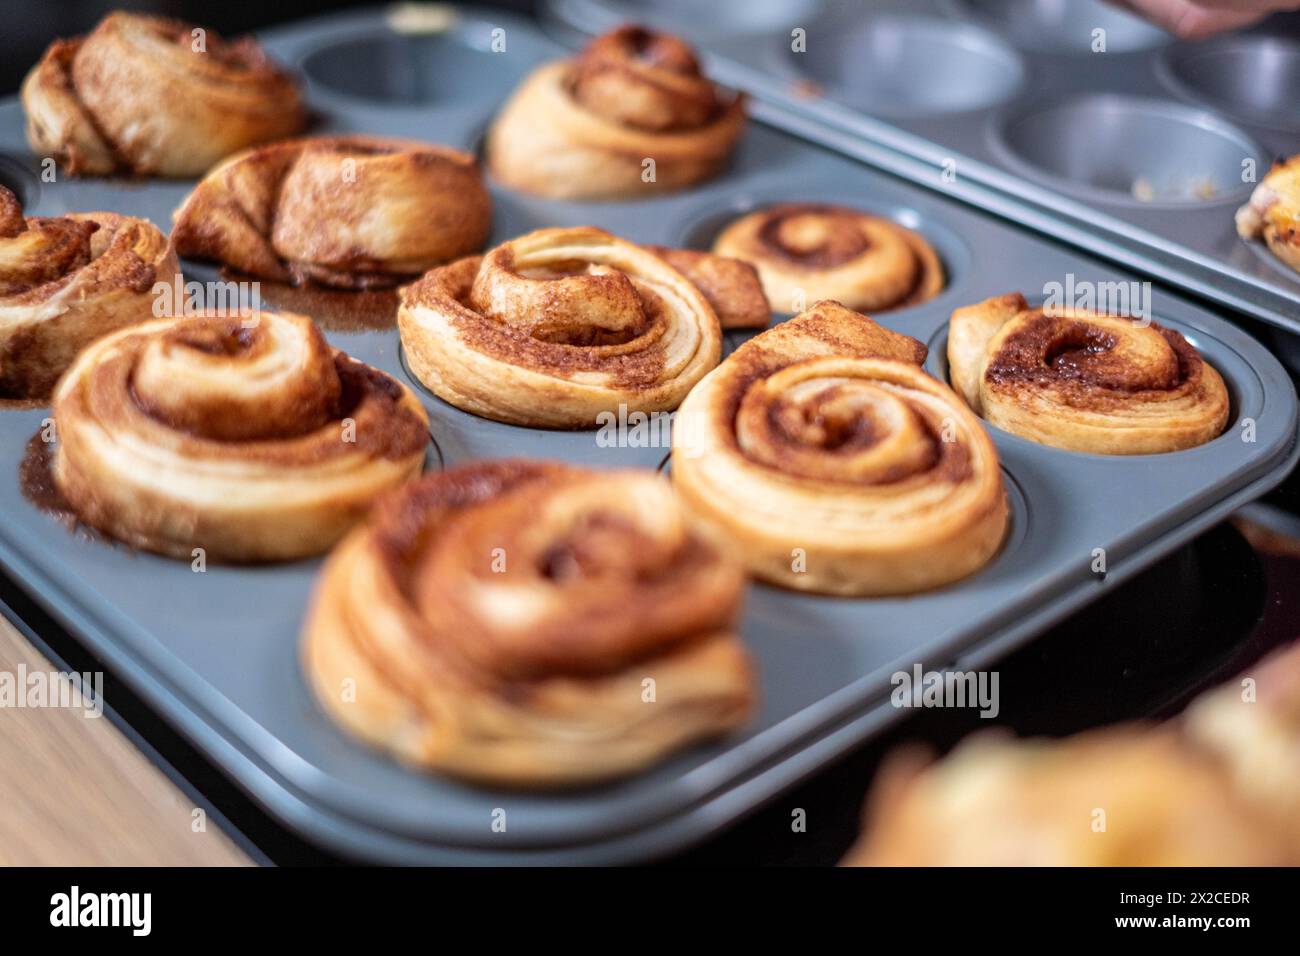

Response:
(402, 469), (739, 678)
(129, 316), (342, 441)
(987, 312), (1194, 394)
(735, 360), (970, 485)
(568, 24), (723, 132)
(758, 205), (872, 268)
(468, 249), (672, 350)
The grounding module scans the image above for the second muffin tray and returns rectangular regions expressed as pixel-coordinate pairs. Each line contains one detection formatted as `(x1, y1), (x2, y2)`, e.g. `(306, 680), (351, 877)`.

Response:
(0, 7), (1295, 863)
(547, 0), (1300, 339)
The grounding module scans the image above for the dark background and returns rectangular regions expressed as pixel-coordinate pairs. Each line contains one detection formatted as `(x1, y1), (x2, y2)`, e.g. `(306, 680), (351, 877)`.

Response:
(0, 0), (536, 94)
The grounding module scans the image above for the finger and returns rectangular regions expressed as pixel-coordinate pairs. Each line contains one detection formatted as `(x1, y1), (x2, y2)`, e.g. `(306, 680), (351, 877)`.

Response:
(1161, 0), (1300, 12)
(1107, 0), (1271, 38)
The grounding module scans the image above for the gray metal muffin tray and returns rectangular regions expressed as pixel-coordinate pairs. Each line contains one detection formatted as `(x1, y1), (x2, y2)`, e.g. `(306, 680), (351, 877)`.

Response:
(0, 7), (1295, 864)
(546, 0), (1300, 338)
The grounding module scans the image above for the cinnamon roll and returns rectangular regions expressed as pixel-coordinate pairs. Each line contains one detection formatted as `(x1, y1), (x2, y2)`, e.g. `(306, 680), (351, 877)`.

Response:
(948, 293), (1230, 454)
(712, 204), (945, 314)
(51, 310), (428, 561)
(486, 25), (745, 199)
(398, 227), (725, 428)
(301, 460), (755, 786)
(0, 186), (180, 400)
(21, 11), (304, 178)
(1185, 641), (1300, 859)
(672, 301), (1007, 595)
(1236, 155), (1300, 275)
(172, 135), (490, 291)
(842, 730), (1283, 866)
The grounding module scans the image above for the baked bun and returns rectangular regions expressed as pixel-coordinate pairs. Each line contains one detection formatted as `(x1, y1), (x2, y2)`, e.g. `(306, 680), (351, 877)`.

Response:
(948, 292), (1229, 454)
(712, 204), (944, 314)
(398, 226), (732, 427)
(302, 459), (756, 786)
(843, 730), (1282, 866)
(1236, 154), (1300, 274)
(22, 11), (304, 177)
(52, 309), (428, 561)
(487, 25), (745, 199)
(172, 135), (491, 290)
(1185, 641), (1300, 860)
(0, 185), (180, 400)
(672, 300), (1007, 595)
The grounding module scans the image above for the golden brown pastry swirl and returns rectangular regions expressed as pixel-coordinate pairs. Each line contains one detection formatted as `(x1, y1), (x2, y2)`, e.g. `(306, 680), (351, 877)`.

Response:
(842, 729), (1283, 866)
(0, 186), (180, 400)
(172, 135), (490, 291)
(52, 309), (428, 561)
(487, 25), (745, 199)
(570, 26), (722, 131)
(302, 459), (755, 786)
(21, 11), (305, 177)
(713, 204), (945, 314)
(398, 227), (728, 428)
(844, 633), (1300, 866)
(948, 293), (1229, 454)
(672, 301), (1008, 595)
(1185, 641), (1300, 861)
(1236, 155), (1300, 274)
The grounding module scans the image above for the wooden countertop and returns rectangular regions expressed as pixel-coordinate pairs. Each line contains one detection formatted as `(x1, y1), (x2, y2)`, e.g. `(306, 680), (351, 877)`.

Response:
(0, 616), (250, 866)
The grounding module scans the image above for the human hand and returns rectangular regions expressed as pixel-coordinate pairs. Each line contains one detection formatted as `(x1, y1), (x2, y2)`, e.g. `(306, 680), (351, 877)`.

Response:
(1110, 0), (1300, 39)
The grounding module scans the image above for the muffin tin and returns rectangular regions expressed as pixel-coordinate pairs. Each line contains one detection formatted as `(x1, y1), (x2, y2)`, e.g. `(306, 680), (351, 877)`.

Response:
(0, 7), (1295, 864)
(547, 0), (1300, 338)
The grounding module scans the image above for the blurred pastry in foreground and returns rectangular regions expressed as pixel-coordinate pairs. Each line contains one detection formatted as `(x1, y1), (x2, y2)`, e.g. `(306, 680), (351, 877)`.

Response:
(1185, 640), (1300, 858)
(842, 730), (1283, 866)
(712, 204), (944, 314)
(672, 300), (1007, 595)
(301, 460), (756, 787)
(21, 11), (304, 177)
(172, 135), (490, 291)
(0, 185), (180, 400)
(487, 25), (745, 199)
(52, 310), (427, 561)
(398, 226), (739, 428)
(1236, 155), (1300, 274)
(948, 292), (1229, 454)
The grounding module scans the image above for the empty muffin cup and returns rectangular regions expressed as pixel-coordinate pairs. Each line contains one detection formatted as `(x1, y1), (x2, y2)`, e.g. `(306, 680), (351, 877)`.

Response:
(946, 0), (1170, 54)
(301, 28), (530, 105)
(1159, 35), (1300, 131)
(788, 14), (1025, 116)
(991, 94), (1262, 206)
